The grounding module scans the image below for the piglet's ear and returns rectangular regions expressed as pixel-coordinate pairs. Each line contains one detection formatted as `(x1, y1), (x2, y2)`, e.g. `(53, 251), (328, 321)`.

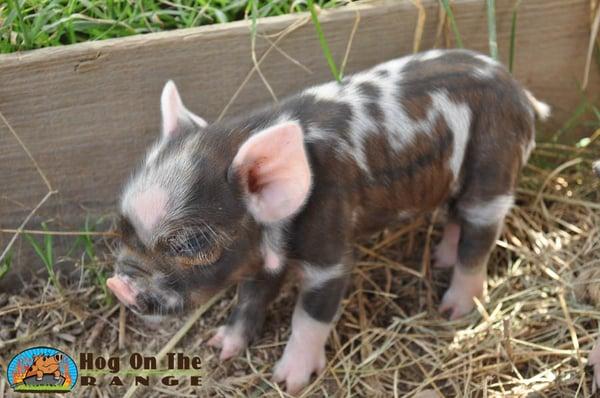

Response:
(232, 122), (312, 224)
(160, 80), (207, 139)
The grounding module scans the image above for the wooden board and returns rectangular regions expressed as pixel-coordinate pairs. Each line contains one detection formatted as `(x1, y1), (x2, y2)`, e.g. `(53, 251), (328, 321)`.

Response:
(0, 0), (598, 264)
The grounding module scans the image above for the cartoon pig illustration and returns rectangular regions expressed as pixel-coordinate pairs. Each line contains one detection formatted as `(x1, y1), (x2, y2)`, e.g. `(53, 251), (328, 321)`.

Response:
(25, 354), (63, 381)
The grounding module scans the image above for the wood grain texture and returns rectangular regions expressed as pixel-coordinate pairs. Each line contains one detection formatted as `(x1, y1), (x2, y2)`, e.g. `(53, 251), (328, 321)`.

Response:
(0, 0), (598, 256)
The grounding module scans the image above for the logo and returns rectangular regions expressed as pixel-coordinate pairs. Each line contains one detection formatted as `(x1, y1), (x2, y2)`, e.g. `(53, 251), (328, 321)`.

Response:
(7, 346), (78, 393)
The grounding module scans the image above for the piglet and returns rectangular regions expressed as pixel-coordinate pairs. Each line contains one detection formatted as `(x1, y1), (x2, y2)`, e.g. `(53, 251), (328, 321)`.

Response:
(107, 49), (549, 394)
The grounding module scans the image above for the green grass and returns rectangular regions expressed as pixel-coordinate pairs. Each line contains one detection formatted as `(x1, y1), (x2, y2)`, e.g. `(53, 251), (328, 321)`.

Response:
(485, 0), (498, 60)
(508, 0), (522, 73)
(0, 0), (349, 53)
(554, 95), (600, 142)
(439, 0), (463, 48)
(17, 217), (114, 306)
(0, 249), (12, 280)
(1, 217), (116, 308)
(307, 0), (341, 82)
(71, 216), (112, 305)
(25, 222), (63, 293)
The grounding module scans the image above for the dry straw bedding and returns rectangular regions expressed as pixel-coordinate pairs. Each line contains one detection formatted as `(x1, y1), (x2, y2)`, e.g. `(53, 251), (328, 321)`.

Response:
(0, 143), (599, 398)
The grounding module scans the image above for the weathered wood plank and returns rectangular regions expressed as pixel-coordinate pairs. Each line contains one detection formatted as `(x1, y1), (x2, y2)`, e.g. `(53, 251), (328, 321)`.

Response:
(0, 0), (598, 255)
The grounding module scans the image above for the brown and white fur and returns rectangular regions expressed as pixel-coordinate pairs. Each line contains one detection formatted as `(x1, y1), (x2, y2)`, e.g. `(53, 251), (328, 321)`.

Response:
(107, 49), (549, 394)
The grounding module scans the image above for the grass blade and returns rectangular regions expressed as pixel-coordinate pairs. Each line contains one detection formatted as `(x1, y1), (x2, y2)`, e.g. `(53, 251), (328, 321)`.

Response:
(9, 0), (32, 49)
(553, 98), (589, 142)
(0, 250), (12, 280)
(486, 0), (498, 60)
(45, 229), (53, 268)
(307, 0), (341, 82)
(439, 0), (463, 48)
(508, 0), (522, 73)
(583, 2), (600, 89)
(25, 233), (49, 268)
(25, 223), (62, 293)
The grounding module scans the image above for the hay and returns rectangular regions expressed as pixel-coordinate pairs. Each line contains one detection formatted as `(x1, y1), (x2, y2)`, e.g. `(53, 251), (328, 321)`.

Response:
(0, 141), (599, 398)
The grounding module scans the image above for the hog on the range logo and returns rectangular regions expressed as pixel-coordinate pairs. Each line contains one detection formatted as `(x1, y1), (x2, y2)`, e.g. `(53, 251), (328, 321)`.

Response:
(6, 346), (78, 393)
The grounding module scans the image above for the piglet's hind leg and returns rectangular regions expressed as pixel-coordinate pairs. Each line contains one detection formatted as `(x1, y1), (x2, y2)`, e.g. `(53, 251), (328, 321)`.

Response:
(440, 195), (513, 319)
(434, 222), (460, 268)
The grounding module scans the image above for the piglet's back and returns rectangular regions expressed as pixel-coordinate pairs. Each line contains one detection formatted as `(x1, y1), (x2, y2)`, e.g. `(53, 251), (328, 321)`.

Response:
(262, 50), (537, 232)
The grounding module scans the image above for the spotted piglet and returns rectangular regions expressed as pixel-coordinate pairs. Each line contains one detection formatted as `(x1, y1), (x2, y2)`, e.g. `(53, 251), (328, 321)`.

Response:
(107, 49), (549, 393)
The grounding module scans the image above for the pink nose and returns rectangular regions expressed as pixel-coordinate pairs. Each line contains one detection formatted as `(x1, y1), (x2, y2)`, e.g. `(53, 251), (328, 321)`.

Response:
(106, 276), (138, 306)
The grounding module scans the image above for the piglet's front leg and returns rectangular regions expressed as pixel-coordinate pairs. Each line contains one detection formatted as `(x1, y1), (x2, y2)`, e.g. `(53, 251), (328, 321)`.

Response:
(209, 270), (285, 360)
(273, 263), (348, 394)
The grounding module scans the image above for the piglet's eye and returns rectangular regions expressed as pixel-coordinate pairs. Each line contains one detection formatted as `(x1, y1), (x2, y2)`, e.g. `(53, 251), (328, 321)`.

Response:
(166, 232), (223, 266)
(168, 234), (210, 257)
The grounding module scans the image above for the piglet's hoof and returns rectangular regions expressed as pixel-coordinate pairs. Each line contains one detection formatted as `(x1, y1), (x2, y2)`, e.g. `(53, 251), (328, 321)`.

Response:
(440, 267), (486, 320)
(273, 337), (326, 395)
(207, 325), (247, 361)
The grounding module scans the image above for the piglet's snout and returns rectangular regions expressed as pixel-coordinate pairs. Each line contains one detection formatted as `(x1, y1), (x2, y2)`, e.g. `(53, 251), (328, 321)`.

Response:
(106, 275), (138, 307)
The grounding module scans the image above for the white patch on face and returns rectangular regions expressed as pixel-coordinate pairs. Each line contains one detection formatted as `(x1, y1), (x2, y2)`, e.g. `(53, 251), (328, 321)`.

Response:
(430, 91), (472, 179)
(121, 133), (202, 244)
(145, 141), (164, 166)
(301, 262), (347, 291)
(129, 185), (168, 231)
(460, 194), (514, 227)
(273, 306), (330, 394)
